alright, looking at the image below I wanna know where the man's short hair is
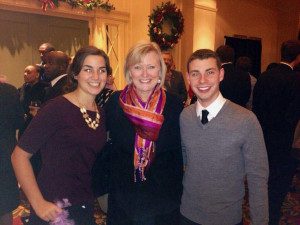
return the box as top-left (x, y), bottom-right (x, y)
top-left (187, 49), bottom-right (222, 72)
top-left (281, 40), bottom-right (300, 63)
top-left (161, 50), bottom-right (173, 58)
top-left (216, 45), bottom-right (235, 63)
top-left (44, 51), bottom-right (70, 71)
top-left (40, 43), bottom-right (55, 53)
top-left (28, 64), bottom-right (41, 74)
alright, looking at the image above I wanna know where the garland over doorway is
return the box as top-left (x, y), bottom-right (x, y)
top-left (148, 1), bottom-right (184, 50)
top-left (39, 0), bottom-right (115, 12)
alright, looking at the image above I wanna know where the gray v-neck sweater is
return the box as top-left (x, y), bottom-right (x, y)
top-left (180, 100), bottom-right (269, 225)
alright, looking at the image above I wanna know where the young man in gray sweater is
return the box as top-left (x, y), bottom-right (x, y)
top-left (180, 49), bottom-right (269, 225)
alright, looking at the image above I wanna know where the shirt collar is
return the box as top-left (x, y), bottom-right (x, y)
top-left (51, 74), bottom-right (67, 87)
top-left (196, 92), bottom-right (226, 121)
top-left (221, 62), bottom-right (233, 66)
top-left (279, 62), bottom-right (293, 70)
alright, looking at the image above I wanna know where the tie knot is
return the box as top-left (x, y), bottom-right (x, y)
top-left (201, 110), bottom-right (209, 124)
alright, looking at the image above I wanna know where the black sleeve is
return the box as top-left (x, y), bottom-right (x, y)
top-left (236, 71), bottom-right (251, 107)
top-left (12, 86), bottom-right (24, 130)
top-left (92, 91), bottom-right (120, 197)
top-left (92, 141), bottom-right (112, 197)
top-left (178, 72), bottom-right (188, 104)
top-left (252, 75), bottom-right (265, 125)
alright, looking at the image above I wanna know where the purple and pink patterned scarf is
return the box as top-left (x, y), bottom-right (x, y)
top-left (119, 84), bottom-right (166, 182)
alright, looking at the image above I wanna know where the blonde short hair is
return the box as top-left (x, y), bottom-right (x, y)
top-left (124, 41), bottom-right (166, 88)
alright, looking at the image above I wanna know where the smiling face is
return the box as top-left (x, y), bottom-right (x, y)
top-left (129, 51), bottom-right (161, 101)
top-left (187, 57), bottom-right (224, 107)
top-left (75, 55), bottom-right (107, 98)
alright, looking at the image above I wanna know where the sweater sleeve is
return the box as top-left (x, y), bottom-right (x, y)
top-left (242, 112), bottom-right (269, 225)
top-left (18, 98), bottom-right (60, 154)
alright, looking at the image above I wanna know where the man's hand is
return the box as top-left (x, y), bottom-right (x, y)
top-left (29, 106), bottom-right (40, 117)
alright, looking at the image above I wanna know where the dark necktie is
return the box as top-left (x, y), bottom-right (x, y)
top-left (201, 110), bottom-right (209, 124)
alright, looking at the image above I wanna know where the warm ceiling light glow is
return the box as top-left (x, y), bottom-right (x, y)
top-left (193, 0), bottom-right (217, 51)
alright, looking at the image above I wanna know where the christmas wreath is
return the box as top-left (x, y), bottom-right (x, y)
top-left (148, 1), bottom-right (184, 50)
top-left (39, 0), bottom-right (115, 12)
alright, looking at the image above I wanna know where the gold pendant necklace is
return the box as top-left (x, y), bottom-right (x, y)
top-left (76, 95), bottom-right (100, 130)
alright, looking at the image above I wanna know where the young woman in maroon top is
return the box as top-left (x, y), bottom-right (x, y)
top-left (11, 46), bottom-right (111, 225)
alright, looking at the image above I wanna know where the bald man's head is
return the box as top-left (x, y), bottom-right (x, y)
top-left (43, 51), bottom-right (69, 82)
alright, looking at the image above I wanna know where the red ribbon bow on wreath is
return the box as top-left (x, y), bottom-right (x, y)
top-left (40, 0), bottom-right (56, 11)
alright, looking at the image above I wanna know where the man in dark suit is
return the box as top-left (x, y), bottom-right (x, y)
top-left (162, 50), bottom-right (187, 104)
top-left (43, 51), bottom-right (69, 103)
top-left (37, 42), bottom-right (55, 82)
top-left (216, 45), bottom-right (251, 107)
top-left (253, 40), bottom-right (300, 225)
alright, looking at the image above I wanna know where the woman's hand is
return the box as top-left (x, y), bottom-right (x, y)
top-left (11, 147), bottom-right (62, 222)
top-left (33, 199), bottom-right (62, 222)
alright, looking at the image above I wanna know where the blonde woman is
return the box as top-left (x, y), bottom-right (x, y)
top-left (104, 41), bottom-right (183, 225)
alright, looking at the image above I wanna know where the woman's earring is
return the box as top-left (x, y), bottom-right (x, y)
top-left (157, 79), bottom-right (161, 84)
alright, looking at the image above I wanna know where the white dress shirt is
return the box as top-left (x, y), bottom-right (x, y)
top-left (50, 74), bottom-right (67, 87)
top-left (196, 92), bottom-right (226, 122)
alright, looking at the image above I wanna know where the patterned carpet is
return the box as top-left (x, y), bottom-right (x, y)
top-left (242, 166), bottom-right (300, 225)
top-left (12, 167), bottom-right (300, 225)
top-left (279, 166), bottom-right (300, 225)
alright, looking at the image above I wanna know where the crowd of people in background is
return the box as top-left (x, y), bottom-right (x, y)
top-left (0, 39), bottom-right (299, 225)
